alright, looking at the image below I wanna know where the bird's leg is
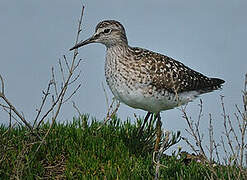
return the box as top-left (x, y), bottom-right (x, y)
top-left (154, 113), bottom-right (162, 152)
top-left (154, 113), bottom-right (163, 180)
top-left (138, 112), bottom-right (152, 136)
top-left (147, 113), bottom-right (154, 133)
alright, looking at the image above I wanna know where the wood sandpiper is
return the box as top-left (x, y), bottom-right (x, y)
top-left (70, 20), bottom-right (224, 133)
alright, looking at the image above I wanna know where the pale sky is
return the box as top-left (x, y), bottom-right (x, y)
top-left (0, 0), bottom-right (247, 157)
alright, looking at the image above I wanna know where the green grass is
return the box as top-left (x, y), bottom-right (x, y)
top-left (0, 115), bottom-right (246, 179)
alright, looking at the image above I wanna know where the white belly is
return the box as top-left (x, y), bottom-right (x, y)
top-left (108, 81), bottom-right (199, 113)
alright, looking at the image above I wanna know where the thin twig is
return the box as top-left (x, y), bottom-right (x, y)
top-left (63, 84), bottom-right (81, 104)
top-left (213, 140), bottom-right (221, 164)
top-left (0, 74), bottom-right (5, 95)
top-left (72, 101), bottom-right (82, 117)
top-left (72, 58), bottom-right (83, 72)
top-left (97, 98), bottom-right (120, 130)
top-left (36, 81), bottom-right (71, 128)
top-left (68, 70), bottom-right (81, 86)
top-left (1, 105), bottom-right (22, 126)
top-left (221, 96), bottom-right (235, 158)
top-left (63, 55), bottom-right (70, 72)
top-left (58, 58), bottom-right (66, 84)
top-left (51, 67), bottom-right (58, 98)
top-left (208, 113), bottom-right (214, 163)
top-left (221, 136), bottom-right (230, 165)
top-left (0, 93), bottom-right (34, 133)
top-left (182, 136), bottom-right (198, 155)
top-left (33, 80), bottom-right (52, 127)
top-left (35, 5), bottom-right (85, 153)
top-left (0, 103), bottom-right (11, 109)
top-left (181, 105), bottom-right (206, 158)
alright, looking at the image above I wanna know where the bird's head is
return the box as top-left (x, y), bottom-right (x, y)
top-left (70, 20), bottom-right (128, 50)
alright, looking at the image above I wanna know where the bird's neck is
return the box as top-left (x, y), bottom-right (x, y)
top-left (106, 43), bottom-right (129, 57)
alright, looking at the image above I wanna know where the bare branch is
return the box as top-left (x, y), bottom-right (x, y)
top-left (58, 58), bottom-right (66, 84)
top-left (1, 105), bottom-right (22, 126)
top-left (213, 140), bottom-right (221, 164)
top-left (221, 96), bottom-right (235, 157)
top-left (0, 103), bottom-right (10, 109)
top-left (35, 5), bottom-right (85, 153)
top-left (68, 70), bottom-right (81, 86)
top-left (63, 84), bottom-right (81, 104)
top-left (182, 136), bottom-right (198, 154)
top-left (221, 136), bottom-right (230, 165)
top-left (63, 55), bottom-right (70, 72)
top-left (72, 101), bottom-right (82, 117)
top-left (51, 67), bottom-right (58, 98)
top-left (33, 80), bottom-right (53, 127)
top-left (97, 98), bottom-right (120, 130)
top-left (36, 82), bottom-right (66, 128)
top-left (0, 74), bottom-right (4, 95)
top-left (180, 104), bottom-right (206, 158)
top-left (72, 58), bottom-right (83, 72)
top-left (71, 5), bottom-right (85, 52)
top-left (208, 113), bottom-right (214, 163)
top-left (0, 92), bottom-right (34, 133)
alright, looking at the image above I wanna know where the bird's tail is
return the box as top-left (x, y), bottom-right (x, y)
top-left (199, 77), bottom-right (225, 93)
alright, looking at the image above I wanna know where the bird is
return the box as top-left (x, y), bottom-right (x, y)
top-left (70, 20), bottom-right (224, 133)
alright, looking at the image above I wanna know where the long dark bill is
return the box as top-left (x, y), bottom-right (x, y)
top-left (69, 35), bottom-right (96, 51)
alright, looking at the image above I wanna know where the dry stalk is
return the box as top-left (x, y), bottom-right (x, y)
top-left (0, 5), bottom-right (85, 179)
top-left (206, 113), bottom-right (214, 163)
top-left (182, 73), bottom-right (247, 170)
top-left (34, 5), bottom-right (85, 154)
top-left (72, 101), bottom-right (82, 117)
top-left (220, 89), bottom-right (247, 167)
top-left (33, 80), bottom-right (53, 127)
top-left (213, 139), bottom-right (221, 164)
top-left (97, 98), bottom-right (120, 130)
top-left (51, 67), bottom-right (59, 98)
top-left (221, 96), bottom-right (236, 160)
top-left (0, 74), bottom-right (5, 95)
top-left (0, 76), bottom-right (35, 135)
top-left (58, 58), bottom-right (66, 84)
top-left (181, 101), bottom-right (206, 159)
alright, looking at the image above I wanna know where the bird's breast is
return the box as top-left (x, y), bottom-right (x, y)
top-left (104, 50), bottom-right (184, 112)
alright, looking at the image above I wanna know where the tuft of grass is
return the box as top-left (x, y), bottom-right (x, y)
top-left (0, 115), bottom-right (246, 179)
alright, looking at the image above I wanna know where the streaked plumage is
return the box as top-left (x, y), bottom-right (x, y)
top-left (70, 20), bottom-right (224, 113)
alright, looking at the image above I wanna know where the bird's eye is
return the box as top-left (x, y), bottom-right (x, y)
top-left (103, 28), bottom-right (111, 34)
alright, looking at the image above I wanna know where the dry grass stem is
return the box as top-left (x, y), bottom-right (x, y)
top-left (33, 80), bottom-right (53, 127)
top-left (97, 98), bottom-right (120, 130)
top-left (72, 101), bottom-right (82, 117)
top-left (181, 101), bottom-right (206, 159)
top-left (51, 67), bottom-right (59, 98)
top-left (35, 5), bottom-right (85, 153)
top-left (0, 86), bottom-right (35, 135)
top-left (63, 84), bottom-right (81, 104)
top-left (0, 74), bottom-right (5, 95)
top-left (182, 73), bottom-right (247, 173)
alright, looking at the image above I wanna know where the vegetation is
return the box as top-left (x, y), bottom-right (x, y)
top-left (0, 115), bottom-right (246, 179)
